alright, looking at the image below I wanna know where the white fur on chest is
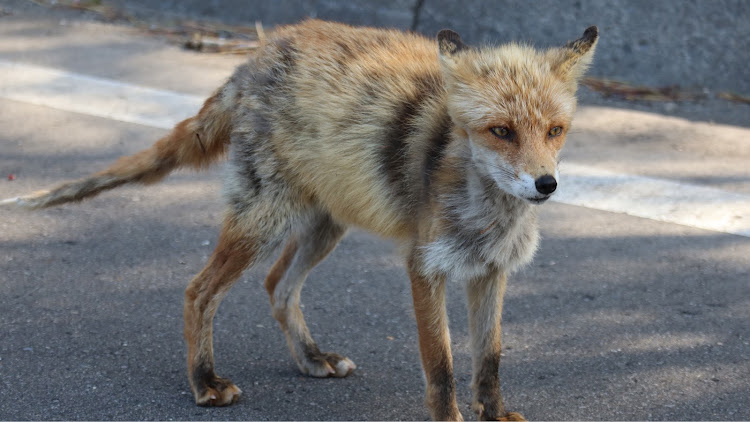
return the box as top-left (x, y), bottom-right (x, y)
top-left (421, 208), bottom-right (539, 283)
top-left (420, 166), bottom-right (540, 283)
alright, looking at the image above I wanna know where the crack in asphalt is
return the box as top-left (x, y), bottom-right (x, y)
top-left (411, 0), bottom-right (425, 31)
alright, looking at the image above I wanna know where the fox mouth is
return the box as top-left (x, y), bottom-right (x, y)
top-left (525, 195), bottom-right (551, 204)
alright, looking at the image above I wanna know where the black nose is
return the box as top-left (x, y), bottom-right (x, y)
top-left (535, 175), bottom-right (557, 195)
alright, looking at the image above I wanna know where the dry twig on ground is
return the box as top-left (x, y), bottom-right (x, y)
top-left (581, 77), bottom-right (706, 102)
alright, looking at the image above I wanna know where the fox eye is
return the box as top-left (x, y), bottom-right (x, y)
top-left (549, 126), bottom-right (563, 137)
top-left (490, 126), bottom-right (513, 140)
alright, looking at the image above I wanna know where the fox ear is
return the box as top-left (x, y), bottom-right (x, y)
top-left (549, 26), bottom-right (599, 83)
top-left (437, 29), bottom-right (469, 61)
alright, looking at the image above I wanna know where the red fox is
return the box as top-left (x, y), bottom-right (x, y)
top-left (2, 20), bottom-right (598, 421)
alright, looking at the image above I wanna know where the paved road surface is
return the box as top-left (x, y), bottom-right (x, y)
top-left (0, 5), bottom-right (748, 421)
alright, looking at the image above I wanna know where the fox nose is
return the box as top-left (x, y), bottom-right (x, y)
top-left (535, 175), bottom-right (557, 195)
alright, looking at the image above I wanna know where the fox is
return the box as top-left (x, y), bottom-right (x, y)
top-left (2, 19), bottom-right (598, 421)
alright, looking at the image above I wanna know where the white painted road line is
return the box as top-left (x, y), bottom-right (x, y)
top-left (0, 60), bottom-right (203, 130)
top-left (1, 61), bottom-right (748, 237)
top-left (556, 164), bottom-right (750, 237)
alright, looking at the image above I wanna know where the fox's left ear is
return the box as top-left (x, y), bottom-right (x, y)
top-left (548, 26), bottom-right (599, 84)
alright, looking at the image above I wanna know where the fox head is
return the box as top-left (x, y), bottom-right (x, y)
top-left (437, 27), bottom-right (598, 204)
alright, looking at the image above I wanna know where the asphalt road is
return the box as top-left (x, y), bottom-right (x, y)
top-left (0, 3), bottom-right (749, 421)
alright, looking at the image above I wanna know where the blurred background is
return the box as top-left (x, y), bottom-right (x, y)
top-left (3, 0), bottom-right (749, 124)
top-left (110, 0), bottom-right (750, 92)
top-left (102, 0), bottom-right (750, 125)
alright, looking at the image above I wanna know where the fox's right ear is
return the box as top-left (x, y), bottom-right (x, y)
top-left (438, 29), bottom-right (468, 56)
top-left (437, 29), bottom-right (469, 66)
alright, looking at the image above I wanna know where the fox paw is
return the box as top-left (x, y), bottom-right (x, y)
top-left (476, 406), bottom-right (526, 421)
top-left (194, 376), bottom-right (242, 407)
top-left (496, 412), bottom-right (526, 421)
top-left (300, 351), bottom-right (356, 378)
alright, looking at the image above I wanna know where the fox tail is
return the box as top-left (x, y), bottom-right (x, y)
top-left (2, 86), bottom-right (235, 210)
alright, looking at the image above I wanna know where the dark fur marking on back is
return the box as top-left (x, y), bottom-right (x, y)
top-left (382, 95), bottom-right (424, 198)
top-left (249, 109), bottom-right (272, 136)
top-left (240, 158), bottom-right (263, 195)
top-left (254, 38), bottom-right (298, 92)
top-left (231, 131), bottom-right (264, 198)
top-left (381, 71), bottom-right (444, 202)
top-left (422, 113), bottom-right (452, 192)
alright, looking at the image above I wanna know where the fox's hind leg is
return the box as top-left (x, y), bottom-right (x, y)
top-left (264, 212), bottom-right (356, 378)
top-left (183, 211), bottom-right (286, 406)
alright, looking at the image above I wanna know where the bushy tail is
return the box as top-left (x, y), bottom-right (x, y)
top-left (2, 86), bottom-right (234, 210)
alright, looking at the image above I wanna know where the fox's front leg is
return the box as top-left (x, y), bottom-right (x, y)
top-left (408, 259), bottom-right (463, 421)
top-left (466, 271), bottom-right (525, 421)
